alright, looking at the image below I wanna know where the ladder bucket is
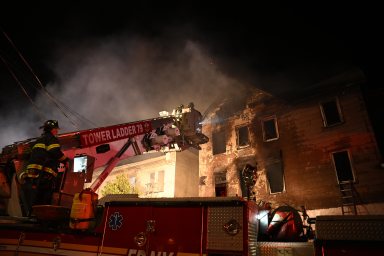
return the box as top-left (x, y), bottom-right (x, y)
top-left (69, 189), bottom-right (98, 230)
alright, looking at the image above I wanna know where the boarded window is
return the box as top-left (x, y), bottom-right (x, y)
top-left (266, 159), bottom-right (285, 193)
top-left (237, 125), bottom-right (249, 148)
top-left (320, 98), bottom-right (343, 127)
top-left (332, 150), bottom-right (354, 183)
top-left (212, 130), bottom-right (226, 155)
top-left (262, 116), bottom-right (279, 141)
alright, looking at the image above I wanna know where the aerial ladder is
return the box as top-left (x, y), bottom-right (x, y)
top-left (0, 104), bottom-right (208, 217)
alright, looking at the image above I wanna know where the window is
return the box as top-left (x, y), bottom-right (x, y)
top-left (129, 176), bottom-right (136, 191)
top-left (320, 98), bottom-right (343, 127)
top-left (150, 172), bottom-right (155, 185)
top-left (214, 171), bottom-right (227, 197)
top-left (157, 170), bottom-right (164, 192)
top-left (262, 116), bottom-right (279, 141)
top-left (266, 156), bottom-right (285, 194)
top-left (332, 150), bottom-right (354, 183)
top-left (236, 125), bottom-right (249, 149)
top-left (212, 130), bottom-right (226, 155)
top-left (148, 171), bottom-right (165, 192)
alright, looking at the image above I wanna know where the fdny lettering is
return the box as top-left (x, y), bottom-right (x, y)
top-left (128, 249), bottom-right (175, 256)
top-left (80, 121), bottom-right (152, 147)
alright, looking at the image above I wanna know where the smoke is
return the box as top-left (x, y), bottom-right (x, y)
top-left (0, 34), bottom-right (248, 148)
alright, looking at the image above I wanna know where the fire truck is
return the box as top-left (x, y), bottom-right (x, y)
top-left (0, 105), bottom-right (383, 256)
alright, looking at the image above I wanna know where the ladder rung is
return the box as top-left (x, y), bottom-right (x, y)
top-left (339, 181), bottom-right (357, 215)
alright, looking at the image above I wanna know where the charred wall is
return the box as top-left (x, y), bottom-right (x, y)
top-left (199, 83), bottom-right (384, 211)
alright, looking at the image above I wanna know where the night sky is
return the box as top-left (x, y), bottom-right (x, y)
top-left (0, 1), bottom-right (382, 148)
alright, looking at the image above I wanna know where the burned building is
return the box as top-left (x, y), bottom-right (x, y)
top-left (199, 69), bottom-right (384, 215)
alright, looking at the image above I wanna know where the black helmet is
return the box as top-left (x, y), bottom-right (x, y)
top-left (40, 120), bottom-right (59, 131)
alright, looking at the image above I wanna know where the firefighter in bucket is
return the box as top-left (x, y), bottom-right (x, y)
top-left (19, 120), bottom-right (69, 216)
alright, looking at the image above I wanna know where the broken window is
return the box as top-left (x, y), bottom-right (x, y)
top-left (214, 171), bottom-right (227, 197)
top-left (236, 125), bottom-right (250, 149)
top-left (320, 98), bottom-right (344, 127)
top-left (332, 150), bottom-right (354, 183)
top-left (266, 159), bottom-right (285, 194)
top-left (212, 130), bottom-right (226, 155)
top-left (262, 116), bottom-right (279, 142)
top-left (265, 151), bottom-right (285, 194)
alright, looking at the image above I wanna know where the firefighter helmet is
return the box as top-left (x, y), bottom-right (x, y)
top-left (17, 171), bottom-right (28, 184)
top-left (40, 120), bottom-right (60, 130)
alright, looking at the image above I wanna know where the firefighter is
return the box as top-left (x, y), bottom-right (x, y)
top-left (20, 120), bottom-right (68, 216)
top-left (187, 102), bottom-right (203, 133)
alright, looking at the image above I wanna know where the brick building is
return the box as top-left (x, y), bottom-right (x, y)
top-left (199, 69), bottom-right (384, 215)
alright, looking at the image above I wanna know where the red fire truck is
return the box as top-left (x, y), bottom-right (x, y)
top-left (1, 196), bottom-right (258, 256)
top-left (0, 104), bottom-right (260, 256)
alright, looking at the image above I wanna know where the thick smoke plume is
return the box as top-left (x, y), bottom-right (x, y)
top-left (0, 34), bottom-right (248, 148)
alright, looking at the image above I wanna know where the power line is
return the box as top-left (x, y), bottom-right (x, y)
top-left (0, 54), bottom-right (45, 120)
top-left (1, 28), bottom-right (98, 129)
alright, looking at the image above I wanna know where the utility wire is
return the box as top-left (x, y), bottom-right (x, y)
top-left (1, 28), bottom-right (97, 129)
top-left (0, 54), bottom-right (45, 120)
top-left (1, 29), bottom-right (79, 128)
top-left (53, 97), bottom-right (99, 127)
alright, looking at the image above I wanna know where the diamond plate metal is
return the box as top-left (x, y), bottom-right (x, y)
top-left (98, 194), bottom-right (139, 205)
top-left (257, 242), bottom-right (315, 256)
top-left (207, 206), bottom-right (243, 251)
top-left (315, 215), bottom-right (384, 241)
top-left (248, 222), bottom-right (258, 256)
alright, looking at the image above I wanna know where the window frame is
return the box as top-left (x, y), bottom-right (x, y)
top-left (212, 129), bottom-right (226, 155)
top-left (236, 125), bottom-right (250, 149)
top-left (129, 176), bottom-right (136, 192)
top-left (157, 170), bottom-right (165, 192)
top-left (261, 116), bottom-right (279, 142)
top-left (266, 158), bottom-right (285, 194)
top-left (319, 97), bottom-right (344, 127)
top-left (214, 171), bottom-right (227, 197)
top-left (331, 149), bottom-right (355, 184)
top-left (147, 170), bottom-right (165, 193)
